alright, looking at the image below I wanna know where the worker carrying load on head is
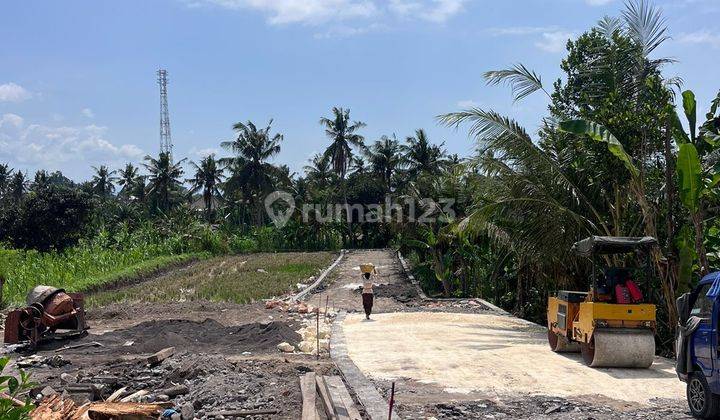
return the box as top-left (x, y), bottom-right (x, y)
top-left (360, 263), bottom-right (377, 320)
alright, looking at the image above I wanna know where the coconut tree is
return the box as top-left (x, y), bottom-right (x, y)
top-left (188, 155), bottom-right (224, 220)
top-left (91, 165), bottom-right (117, 197)
top-left (143, 152), bottom-right (186, 212)
top-left (304, 153), bottom-right (334, 191)
top-left (221, 120), bottom-right (283, 226)
top-left (8, 171), bottom-right (27, 203)
top-left (118, 163), bottom-right (140, 197)
top-left (0, 164), bottom-right (13, 203)
top-left (320, 107), bottom-right (366, 244)
top-left (364, 134), bottom-right (401, 193)
top-left (401, 129), bottom-right (447, 178)
top-left (320, 107), bottom-right (366, 180)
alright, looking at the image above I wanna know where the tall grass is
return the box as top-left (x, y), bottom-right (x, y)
top-left (0, 221), bottom-right (341, 307)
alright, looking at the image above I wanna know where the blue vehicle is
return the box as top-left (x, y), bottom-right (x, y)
top-left (677, 272), bottom-right (720, 418)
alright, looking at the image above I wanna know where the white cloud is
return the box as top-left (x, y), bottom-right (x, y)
top-left (186, 0), bottom-right (466, 30)
top-left (0, 83), bottom-right (32, 102)
top-left (314, 23), bottom-right (386, 39)
top-left (0, 113), bottom-right (24, 129)
top-left (677, 30), bottom-right (720, 48)
top-left (585, 0), bottom-right (614, 5)
top-left (488, 25), bottom-right (574, 54)
top-left (487, 26), bottom-right (559, 36)
top-left (188, 0), bottom-right (377, 24)
top-left (189, 147), bottom-right (221, 158)
top-left (389, 0), bottom-right (467, 23)
top-left (457, 99), bottom-right (481, 108)
top-left (535, 31), bottom-right (575, 53)
top-left (0, 115), bottom-right (144, 179)
top-left (81, 108), bottom-right (95, 118)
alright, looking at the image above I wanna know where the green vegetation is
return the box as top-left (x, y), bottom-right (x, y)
top-left (87, 252), bottom-right (336, 306)
top-left (0, 357), bottom-right (35, 419)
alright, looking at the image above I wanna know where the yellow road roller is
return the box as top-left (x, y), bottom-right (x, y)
top-left (547, 236), bottom-right (658, 368)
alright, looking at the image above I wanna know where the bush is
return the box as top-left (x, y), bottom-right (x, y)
top-left (9, 185), bottom-right (91, 251)
top-left (229, 235), bottom-right (258, 254)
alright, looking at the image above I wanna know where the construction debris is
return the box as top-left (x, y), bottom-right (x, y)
top-left (17, 354), bottom-right (69, 368)
top-left (30, 394), bottom-right (75, 420)
top-left (146, 346), bottom-right (175, 366)
top-left (277, 342), bottom-right (295, 353)
top-left (54, 341), bottom-right (103, 353)
top-left (265, 299), bottom-right (319, 314)
top-left (30, 394), bottom-right (171, 420)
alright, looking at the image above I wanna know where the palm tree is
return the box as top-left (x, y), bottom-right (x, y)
top-left (320, 107), bottom-right (365, 244)
top-left (320, 107), bottom-right (366, 180)
top-left (0, 164), bottom-right (13, 198)
top-left (143, 152), bottom-right (186, 212)
top-left (118, 163), bottom-right (139, 196)
top-left (91, 165), bottom-right (118, 197)
top-left (401, 129), bottom-right (447, 177)
top-left (221, 120), bottom-right (283, 225)
top-left (304, 153), bottom-right (335, 191)
top-left (188, 155), bottom-right (224, 219)
top-left (363, 134), bottom-right (401, 192)
top-left (8, 171), bottom-right (27, 203)
top-left (33, 170), bottom-right (49, 190)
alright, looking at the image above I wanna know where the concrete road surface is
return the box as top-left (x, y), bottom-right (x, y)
top-left (342, 311), bottom-right (685, 406)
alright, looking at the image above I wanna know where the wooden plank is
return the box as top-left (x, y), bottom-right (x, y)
top-left (315, 376), bottom-right (337, 420)
top-left (300, 372), bottom-right (319, 420)
top-left (323, 376), bottom-right (362, 420)
top-left (146, 346), bottom-right (175, 366)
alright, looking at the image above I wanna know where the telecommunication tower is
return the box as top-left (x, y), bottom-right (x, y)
top-left (157, 69), bottom-right (173, 160)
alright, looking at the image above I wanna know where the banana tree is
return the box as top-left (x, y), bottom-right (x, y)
top-left (405, 225), bottom-right (454, 296)
top-left (672, 90), bottom-right (720, 277)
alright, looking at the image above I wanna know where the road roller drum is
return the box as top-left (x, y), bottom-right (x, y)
top-left (581, 329), bottom-right (655, 368)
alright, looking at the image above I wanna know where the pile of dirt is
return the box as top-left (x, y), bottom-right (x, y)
top-left (371, 283), bottom-right (418, 302)
top-left (92, 319), bottom-right (301, 355)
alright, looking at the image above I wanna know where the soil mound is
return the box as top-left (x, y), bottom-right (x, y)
top-left (95, 319), bottom-right (300, 354)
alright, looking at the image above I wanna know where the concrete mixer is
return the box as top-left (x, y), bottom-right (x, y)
top-left (547, 236), bottom-right (658, 368)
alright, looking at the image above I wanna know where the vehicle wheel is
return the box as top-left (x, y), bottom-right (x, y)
top-left (687, 372), bottom-right (720, 418)
top-left (580, 341), bottom-right (595, 366)
top-left (547, 329), bottom-right (559, 351)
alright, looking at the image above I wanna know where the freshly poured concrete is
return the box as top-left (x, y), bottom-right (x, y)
top-left (342, 312), bottom-right (684, 405)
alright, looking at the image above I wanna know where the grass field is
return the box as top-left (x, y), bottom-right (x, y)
top-left (87, 252), bottom-right (337, 306)
top-left (0, 243), bottom-right (204, 307)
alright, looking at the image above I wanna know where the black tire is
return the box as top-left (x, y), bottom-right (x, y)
top-left (687, 372), bottom-right (720, 418)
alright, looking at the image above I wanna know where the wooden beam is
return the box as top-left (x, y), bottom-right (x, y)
top-left (315, 376), bottom-right (337, 420)
top-left (146, 346), bottom-right (175, 366)
top-left (300, 372), bottom-right (319, 420)
top-left (323, 376), bottom-right (362, 420)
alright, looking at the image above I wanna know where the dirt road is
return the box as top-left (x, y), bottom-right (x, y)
top-left (309, 249), bottom-right (418, 314)
top-left (318, 249), bottom-right (691, 419)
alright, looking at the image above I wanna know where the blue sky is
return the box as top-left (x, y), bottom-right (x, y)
top-left (1, 0), bottom-right (718, 180)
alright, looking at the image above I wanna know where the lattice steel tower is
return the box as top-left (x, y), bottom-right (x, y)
top-left (157, 69), bottom-right (173, 160)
